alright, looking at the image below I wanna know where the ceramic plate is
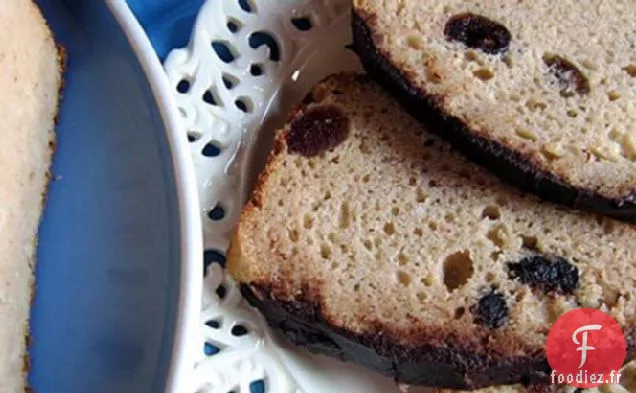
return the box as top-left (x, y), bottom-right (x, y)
top-left (29, 2), bottom-right (200, 393)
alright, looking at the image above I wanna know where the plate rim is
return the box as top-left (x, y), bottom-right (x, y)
top-left (107, 2), bottom-right (203, 392)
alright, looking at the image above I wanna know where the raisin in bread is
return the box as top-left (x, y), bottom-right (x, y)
top-left (351, 0), bottom-right (636, 221)
top-left (0, 1), bottom-right (63, 391)
top-left (436, 360), bottom-right (636, 393)
top-left (228, 74), bottom-right (636, 389)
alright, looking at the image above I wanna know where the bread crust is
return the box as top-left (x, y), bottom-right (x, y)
top-left (239, 281), bottom-right (635, 389)
top-left (350, 8), bottom-right (636, 223)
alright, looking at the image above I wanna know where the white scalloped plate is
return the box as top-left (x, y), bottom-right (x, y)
top-left (161, 1), bottom-right (431, 392)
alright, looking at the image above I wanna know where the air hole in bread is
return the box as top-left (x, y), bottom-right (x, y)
top-left (622, 133), bottom-right (636, 160)
top-left (444, 213), bottom-right (455, 223)
top-left (490, 251), bottom-right (502, 261)
top-left (502, 55), bottom-right (513, 68)
top-left (515, 127), bottom-right (538, 141)
top-left (416, 188), bottom-right (429, 203)
top-left (406, 34), bottom-right (424, 50)
top-left (339, 202), bottom-right (351, 229)
top-left (464, 50), bottom-right (481, 63)
top-left (383, 222), bottom-right (396, 235)
top-left (363, 239), bottom-right (373, 251)
top-left (608, 91), bottom-right (622, 101)
top-left (428, 222), bottom-right (438, 232)
top-left (303, 215), bottom-right (313, 229)
top-left (426, 68), bottom-right (443, 84)
top-left (482, 205), bottom-right (501, 220)
top-left (320, 244), bottom-right (332, 259)
top-left (397, 271), bottom-right (412, 287)
top-left (421, 275), bottom-right (434, 287)
top-left (566, 109), bottom-right (578, 118)
top-left (398, 252), bottom-right (409, 266)
top-left (414, 227), bottom-right (423, 236)
top-left (323, 191), bottom-right (332, 201)
top-left (525, 99), bottom-right (547, 112)
top-left (392, 206), bottom-right (400, 216)
top-left (362, 174), bottom-right (371, 184)
top-left (473, 68), bottom-right (495, 81)
top-left (521, 235), bottom-right (538, 250)
top-left (443, 251), bottom-right (474, 291)
top-left (487, 226), bottom-right (508, 248)
top-left (288, 229), bottom-right (299, 242)
top-left (624, 65), bottom-right (636, 78)
top-left (454, 307), bottom-right (466, 319)
top-left (541, 144), bottom-right (564, 161)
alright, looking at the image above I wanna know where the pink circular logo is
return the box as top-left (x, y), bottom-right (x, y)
top-left (546, 308), bottom-right (626, 388)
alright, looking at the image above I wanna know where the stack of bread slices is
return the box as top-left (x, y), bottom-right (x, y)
top-left (229, 1), bottom-right (636, 392)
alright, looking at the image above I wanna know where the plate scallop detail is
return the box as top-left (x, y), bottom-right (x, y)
top-left (163, 0), bottom-right (359, 392)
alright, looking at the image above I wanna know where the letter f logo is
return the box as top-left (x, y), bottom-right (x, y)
top-left (572, 324), bottom-right (602, 368)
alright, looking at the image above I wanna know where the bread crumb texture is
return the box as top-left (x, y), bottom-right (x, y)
top-left (353, 0), bottom-right (636, 201)
top-left (230, 74), bottom-right (636, 359)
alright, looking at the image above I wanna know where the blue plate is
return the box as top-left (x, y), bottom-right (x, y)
top-left (29, 2), bottom-right (200, 392)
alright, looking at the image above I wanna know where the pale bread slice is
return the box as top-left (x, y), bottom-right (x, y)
top-left (229, 74), bottom-right (635, 389)
top-left (0, 0), bottom-right (62, 391)
top-left (352, 0), bottom-right (636, 221)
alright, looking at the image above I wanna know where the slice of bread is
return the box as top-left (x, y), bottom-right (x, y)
top-left (351, 0), bottom-right (636, 221)
top-left (0, 1), bottom-right (63, 391)
top-left (228, 74), bottom-right (636, 389)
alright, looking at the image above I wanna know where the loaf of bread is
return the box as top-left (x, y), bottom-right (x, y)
top-left (0, 1), bottom-right (63, 391)
top-left (351, 0), bottom-right (636, 221)
top-left (228, 74), bottom-right (635, 389)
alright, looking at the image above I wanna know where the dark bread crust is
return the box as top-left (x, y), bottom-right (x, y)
top-left (241, 280), bottom-right (636, 389)
top-left (350, 8), bottom-right (636, 223)
top-left (241, 283), bottom-right (555, 389)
